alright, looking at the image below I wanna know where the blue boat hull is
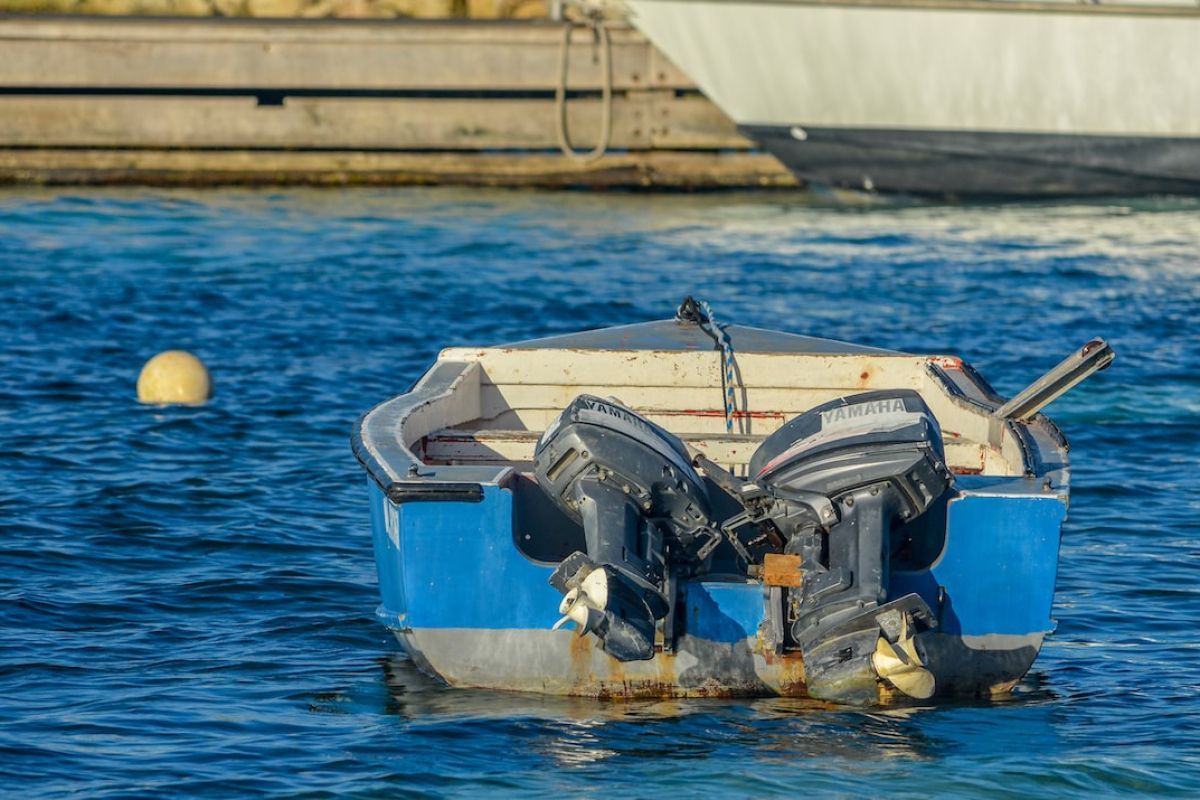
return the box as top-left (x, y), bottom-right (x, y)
top-left (367, 476), bottom-right (1066, 700)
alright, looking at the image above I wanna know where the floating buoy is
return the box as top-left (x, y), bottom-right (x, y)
top-left (136, 350), bottom-right (212, 406)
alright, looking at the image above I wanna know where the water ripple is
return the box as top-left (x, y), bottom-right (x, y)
top-left (1, 188), bottom-right (1198, 798)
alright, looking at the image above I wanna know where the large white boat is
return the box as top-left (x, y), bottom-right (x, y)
top-left (624, 0), bottom-right (1200, 196)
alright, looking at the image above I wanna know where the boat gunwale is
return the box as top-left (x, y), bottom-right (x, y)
top-left (925, 358), bottom-right (1071, 491)
top-left (354, 342), bottom-right (1070, 503)
top-left (352, 358), bottom-right (509, 505)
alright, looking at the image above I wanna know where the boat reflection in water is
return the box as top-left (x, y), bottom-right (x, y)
top-left (374, 653), bottom-right (1061, 769)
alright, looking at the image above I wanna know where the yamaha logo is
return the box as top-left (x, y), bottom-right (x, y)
top-left (819, 398), bottom-right (906, 427)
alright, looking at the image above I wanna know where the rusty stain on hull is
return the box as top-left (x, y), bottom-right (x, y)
top-left (555, 630), bottom-right (820, 699)
top-left (398, 626), bottom-right (1042, 705)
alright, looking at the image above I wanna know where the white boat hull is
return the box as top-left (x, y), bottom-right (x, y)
top-left (626, 0), bottom-right (1200, 195)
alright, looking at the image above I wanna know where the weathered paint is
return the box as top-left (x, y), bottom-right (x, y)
top-left (391, 627), bottom-right (1044, 701)
top-left (928, 355), bottom-right (964, 370)
top-left (675, 409), bottom-right (788, 420)
top-left (687, 582), bottom-right (763, 644)
top-left (399, 628), bottom-right (804, 699)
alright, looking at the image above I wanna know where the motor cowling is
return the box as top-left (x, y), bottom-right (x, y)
top-left (750, 390), bottom-right (954, 702)
top-left (533, 394), bottom-right (716, 661)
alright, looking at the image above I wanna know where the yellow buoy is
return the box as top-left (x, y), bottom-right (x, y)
top-left (137, 350), bottom-right (212, 406)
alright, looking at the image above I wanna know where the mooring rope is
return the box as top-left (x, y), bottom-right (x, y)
top-left (554, 11), bottom-right (613, 163)
top-left (698, 300), bottom-right (738, 434)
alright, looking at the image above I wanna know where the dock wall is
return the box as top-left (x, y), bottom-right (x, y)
top-left (0, 16), bottom-right (798, 188)
top-left (0, 1), bottom-right (550, 19)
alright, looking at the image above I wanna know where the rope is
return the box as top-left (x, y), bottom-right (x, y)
top-left (698, 300), bottom-right (738, 434)
top-left (555, 15), bottom-right (613, 163)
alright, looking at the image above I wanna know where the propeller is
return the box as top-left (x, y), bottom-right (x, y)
top-left (552, 568), bottom-right (609, 635)
top-left (871, 614), bottom-right (935, 700)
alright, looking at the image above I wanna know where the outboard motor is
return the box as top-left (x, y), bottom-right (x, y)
top-left (534, 395), bottom-right (717, 662)
top-left (748, 390), bottom-right (954, 702)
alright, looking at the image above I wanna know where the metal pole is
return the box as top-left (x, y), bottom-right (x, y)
top-left (996, 338), bottom-right (1115, 421)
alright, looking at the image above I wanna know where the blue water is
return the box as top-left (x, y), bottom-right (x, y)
top-left (2, 189), bottom-right (1198, 797)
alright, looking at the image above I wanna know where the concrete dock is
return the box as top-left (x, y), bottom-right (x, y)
top-left (0, 16), bottom-right (799, 188)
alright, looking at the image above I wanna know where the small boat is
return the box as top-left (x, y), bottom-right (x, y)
top-left (353, 299), bottom-right (1112, 704)
top-left (623, 0), bottom-right (1200, 197)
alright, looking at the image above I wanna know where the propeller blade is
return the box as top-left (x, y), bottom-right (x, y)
top-left (872, 630), bottom-right (935, 700)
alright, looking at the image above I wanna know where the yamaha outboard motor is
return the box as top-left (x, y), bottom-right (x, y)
top-left (534, 395), bottom-right (716, 661)
top-left (748, 390), bottom-right (954, 702)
